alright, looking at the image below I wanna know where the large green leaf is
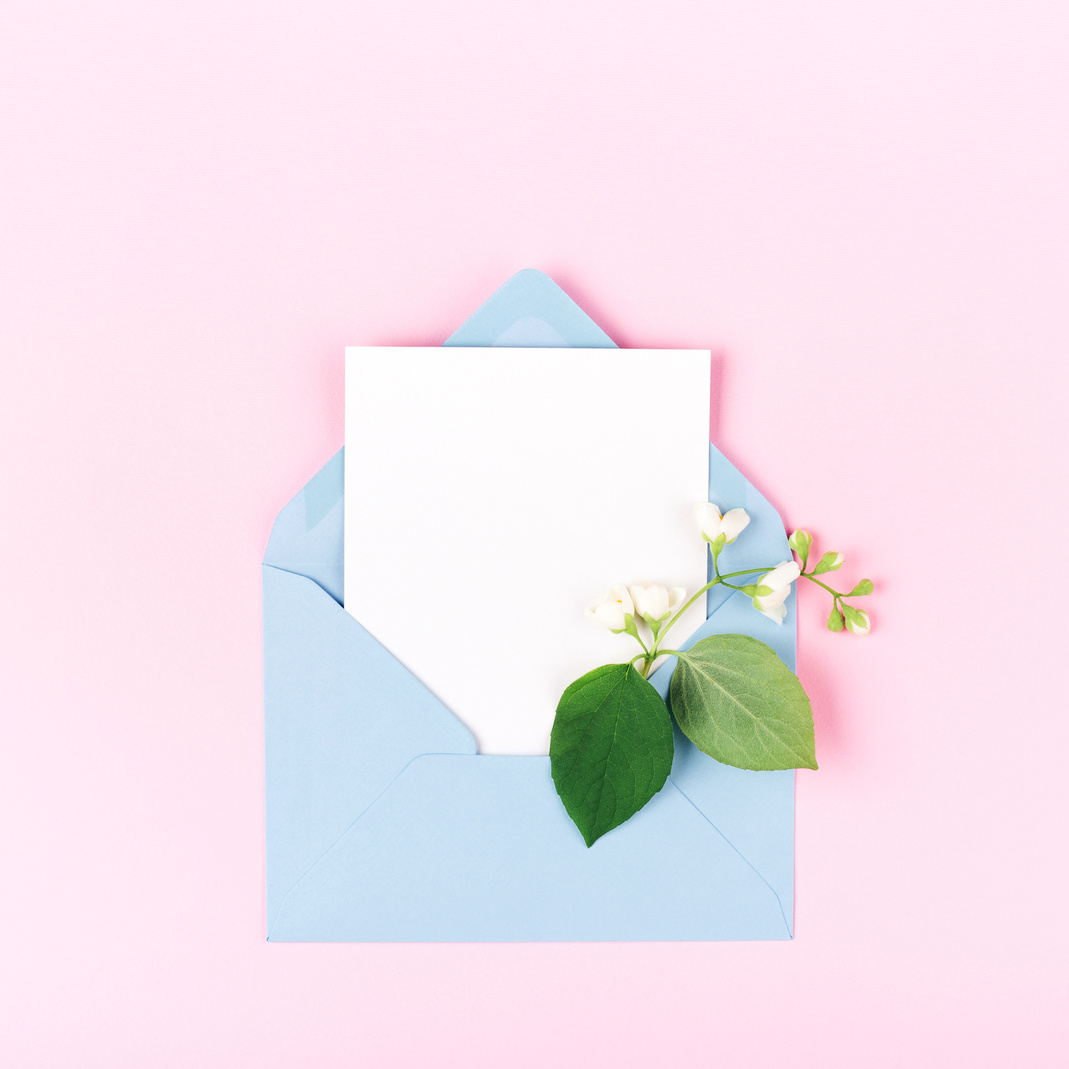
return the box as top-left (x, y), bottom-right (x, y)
top-left (550, 663), bottom-right (675, 847)
top-left (669, 635), bottom-right (818, 771)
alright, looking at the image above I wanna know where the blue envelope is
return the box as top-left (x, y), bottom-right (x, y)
top-left (263, 270), bottom-right (797, 941)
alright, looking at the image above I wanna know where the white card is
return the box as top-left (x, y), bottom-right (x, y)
top-left (344, 347), bottom-right (710, 755)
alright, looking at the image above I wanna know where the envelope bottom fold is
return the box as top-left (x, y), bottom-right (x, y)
top-left (267, 755), bottom-right (791, 942)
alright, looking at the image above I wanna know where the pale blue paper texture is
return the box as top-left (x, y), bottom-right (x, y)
top-left (263, 269), bottom-right (796, 941)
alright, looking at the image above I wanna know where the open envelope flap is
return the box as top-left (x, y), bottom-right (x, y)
top-left (264, 269), bottom-right (797, 941)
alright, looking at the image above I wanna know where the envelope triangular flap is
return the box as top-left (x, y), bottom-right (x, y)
top-left (444, 268), bottom-right (616, 349)
top-left (269, 755), bottom-right (788, 942)
top-left (264, 269), bottom-right (797, 941)
top-left (263, 567), bottom-right (476, 928)
top-left (263, 448), bottom-right (345, 604)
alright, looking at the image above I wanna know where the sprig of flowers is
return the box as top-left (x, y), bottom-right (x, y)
top-left (590, 506), bottom-right (874, 678)
top-left (789, 529), bottom-right (873, 634)
top-left (551, 503), bottom-right (876, 846)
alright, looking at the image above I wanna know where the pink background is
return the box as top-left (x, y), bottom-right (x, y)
top-left (2, 2), bottom-right (1067, 1065)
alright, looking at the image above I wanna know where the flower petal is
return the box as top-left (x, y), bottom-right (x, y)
top-left (756, 585), bottom-right (791, 611)
top-left (761, 560), bottom-right (800, 590)
top-left (720, 508), bottom-right (750, 543)
top-left (755, 600), bottom-right (788, 624)
top-left (695, 501), bottom-right (723, 541)
top-left (643, 584), bottom-right (669, 619)
top-left (593, 602), bottom-right (626, 631)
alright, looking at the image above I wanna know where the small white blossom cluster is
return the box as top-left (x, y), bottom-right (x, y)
top-left (591, 583), bottom-right (686, 634)
top-left (789, 528), bottom-right (873, 634)
top-left (591, 505), bottom-right (873, 639)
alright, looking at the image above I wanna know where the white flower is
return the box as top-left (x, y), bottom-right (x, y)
top-left (590, 584), bottom-right (635, 632)
top-left (696, 502), bottom-right (750, 547)
top-left (629, 583), bottom-right (686, 624)
top-left (844, 607), bottom-right (871, 636)
top-left (751, 560), bottom-right (800, 624)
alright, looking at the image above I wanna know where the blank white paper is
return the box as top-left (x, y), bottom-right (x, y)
top-left (344, 347), bottom-right (710, 755)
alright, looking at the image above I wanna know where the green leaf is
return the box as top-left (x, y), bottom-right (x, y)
top-left (827, 604), bottom-right (845, 632)
top-left (550, 664), bottom-right (675, 847)
top-left (669, 634), bottom-right (817, 771)
top-left (848, 578), bottom-right (874, 597)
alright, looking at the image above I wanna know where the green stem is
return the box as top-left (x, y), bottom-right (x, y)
top-left (801, 573), bottom-right (841, 597)
top-left (633, 560), bottom-right (854, 671)
top-left (657, 563), bottom-right (781, 643)
top-left (659, 578), bottom-right (722, 638)
top-left (717, 567), bottom-right (781, 579)
top-left (633, 649), bottom-right (683, 679)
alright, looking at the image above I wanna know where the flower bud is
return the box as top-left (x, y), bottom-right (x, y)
top-left (812, 551), bottom-right (844, 575)
top-left (590, 584), bottom-right (635, 633)
top-left (629, 584), bottom-right (686, 639)
top-left (788, 529), bottom-right (812, 566)
top-left (843, 605), bottom-right (871, 636)
top-left (750, 560), bottom-right (800, 625)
